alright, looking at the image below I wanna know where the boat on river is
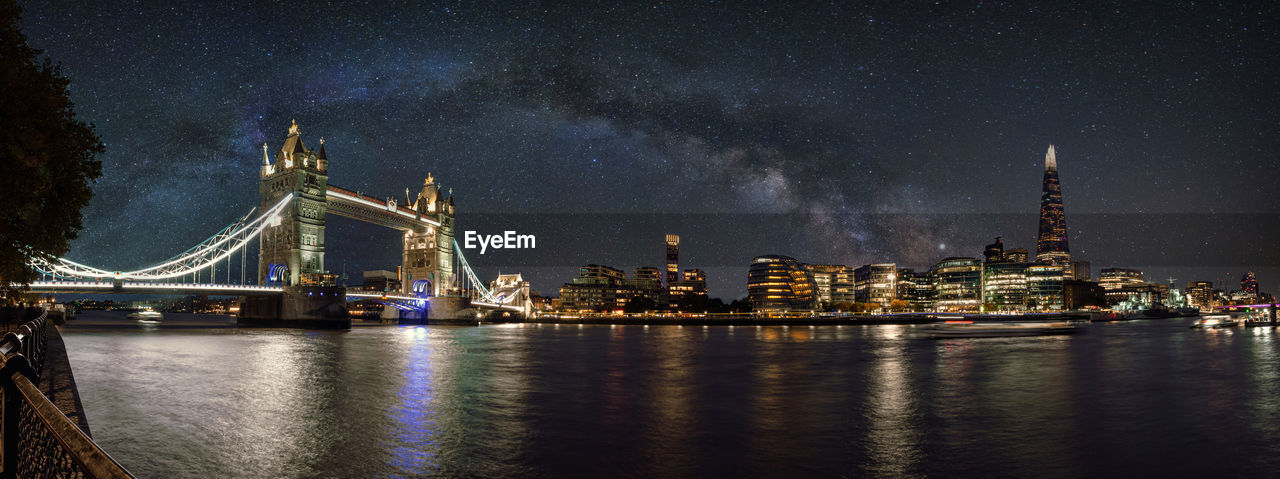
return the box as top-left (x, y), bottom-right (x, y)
top-left (128, 309), bottom-right (163, 322)
top-left (1190, 314), bottom-right (1237, 329)
top-left (925, 321), bottom-right (1078, 338)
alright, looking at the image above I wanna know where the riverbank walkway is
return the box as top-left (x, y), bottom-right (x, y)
top-left (0, 308), bottom-right (130, 478)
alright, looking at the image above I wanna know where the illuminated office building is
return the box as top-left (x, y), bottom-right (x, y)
top-left (1026, 263), bottom-right (1065, 310)
top-left (896, 268), bottom-right (917, 307)
top-left (1186, 281), bottom-right (1214, 310)
top-left (1099, 268), bottom-right (1144, 290)
top-left (981, 237), bottom-right (1029, 311)
top-left (359, 270), bottom-right (400, 292)
top-left (630, 267), bottom-right (662, 293)
top-left (1111, 282), bottom-right (1169, 306)
top-left (1241, 271), bottom-right (1259, 296)
top-left (558, 264), bottom-right (635, 313)
top-left (853, 263), bottom-right (898, 307)
top-left (806, 264), bottom-right (846, 304)
top-left (983, 261), bottom-right (1028, 311)
top-left (897, 269), bottom-right (935, 312)
top-left (748, 255), bottom-right (817, 312)
top-left (931, 257), bottom-right (981, 312)
top-left (669, 269), bottom-right (707, 297)
top-left (1098, 268), bottom-right (1171, 305)
top-left (832, 266), bottom-right (856, 303)
top-left (1003, 248), bottom-right (1029, 263)
top-left (665, 234), bottom-right (680, 287)
top-left (666, 269), bottom-right (708, 309)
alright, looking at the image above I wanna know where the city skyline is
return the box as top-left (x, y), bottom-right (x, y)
top-left (18, 1), bottom-right (1280, 299)
top-left (10, 3), bottom-right (1280, 478)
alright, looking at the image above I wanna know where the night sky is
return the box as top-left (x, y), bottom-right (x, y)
top-left (21, 1), bottom-right (1280, 299)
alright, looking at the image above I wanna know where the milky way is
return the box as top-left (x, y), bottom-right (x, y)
top-left (21, 2), bottom-right (1280, 298)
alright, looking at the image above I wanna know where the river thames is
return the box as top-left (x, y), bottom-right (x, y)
top-left (61, 312), bottom-right (1280, 478)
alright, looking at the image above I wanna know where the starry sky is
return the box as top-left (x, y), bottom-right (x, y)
top-left (21, 1), bottom-right (1280, 299)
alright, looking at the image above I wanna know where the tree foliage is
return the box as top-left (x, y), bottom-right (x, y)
top-left (0, 0), bottom-right (102, 304)
top-left (623, 295), bottom-right (656, 314)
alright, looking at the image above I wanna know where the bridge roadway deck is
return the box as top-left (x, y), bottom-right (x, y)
top-left (324, 184), bottom-right (438, 232)
top-left (33, 284), bottom-right (523, 320)
top-left (29, 281), bottom-right (282, 296)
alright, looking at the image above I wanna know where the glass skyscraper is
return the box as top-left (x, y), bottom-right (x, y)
top-left (1035, 145), bottom-right (1071, 267)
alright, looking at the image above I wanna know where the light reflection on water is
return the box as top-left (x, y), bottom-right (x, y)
top-left (864, 339), bottom-right (919, 478)
top-left (388, 327), bottom-right (437, 474)
top-left (60, 314), bottom-right (1280, 477)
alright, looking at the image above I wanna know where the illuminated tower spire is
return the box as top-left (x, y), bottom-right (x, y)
top-left (1035, 144), bottom-right (1070, 266)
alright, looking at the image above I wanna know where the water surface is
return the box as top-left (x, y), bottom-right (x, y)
top-left (62, 313), bottom-right (1280, 477)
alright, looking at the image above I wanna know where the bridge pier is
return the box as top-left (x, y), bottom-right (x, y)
top-left (380, 304), bottom-right (402, 322)
top-left (428, 296), bottom-right (472, 322)
top-left (238, 285), bottom-right (350, 329)
top-left (379, 296), bottom-right (477, 325)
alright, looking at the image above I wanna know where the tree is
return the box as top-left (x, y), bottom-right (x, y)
top-left (623, 295), bottom-right (656, 314)
top-left (888, 299), bottom-right (910, 312)
top-left (677, 293), bottom-right (710, 313)
top-left (0, 0), bottom-right (102, 304)
top-left (705, 297), bottom-right (727, 313)
top-left (853, 302), bottom-right (880, 313)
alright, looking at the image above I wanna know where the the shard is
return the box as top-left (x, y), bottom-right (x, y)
top-left (1035, 145), bottom-right (1070, 266)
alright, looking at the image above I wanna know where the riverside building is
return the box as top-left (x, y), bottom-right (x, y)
top-left (853, 263), bottom-right (898, 308)
top-left (1026, 263), bottom-right (1065, 310)
top-left (980, 237), bottom-right (1029, 311)
top-left (983, 261), bottom-right (1029, 312)
top-left (1187, 281), bottom-right (1214, 310)
top-left (1063, 279), bottom-right (1107, 309)
top-left (665, 234), bottom-right (680, 287)
top-left (630, 267), bottom-right (662, 293)
top-left (931, 257), bottom-right (981, 312)
top-left (1099, 267), bottom-right (1144, 290)
top-left (1099, 267), bottom-right (1147, 304)
top-left (897, 269), bottom-right (936, 312)
top-left (748, 255), bottom-right (817, 312)
top-left (806, 264), bottom-right (846, 305)
top-left (666, 269), bottom-right (708, 308)
top-left (558, 264), bottom-right (634, 313)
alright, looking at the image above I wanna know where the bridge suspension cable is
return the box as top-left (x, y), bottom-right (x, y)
top-left (452, 240), bottom-right (521, 305)
top-left (30, 194), bottom-right (294, 281)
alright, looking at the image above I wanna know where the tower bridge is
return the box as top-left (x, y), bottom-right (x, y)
top-left (28, 120), bottom-right (530, 326)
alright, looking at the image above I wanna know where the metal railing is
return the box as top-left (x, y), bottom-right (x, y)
top-left (0, 309), bottom-right (132, 478)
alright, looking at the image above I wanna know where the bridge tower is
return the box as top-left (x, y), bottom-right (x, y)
top-left (257, 119), bottom-right (331, 287)
top-left (241, 119), bottom-right (346, 328)
top-left (401, 173), bottom-right (456, 297)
